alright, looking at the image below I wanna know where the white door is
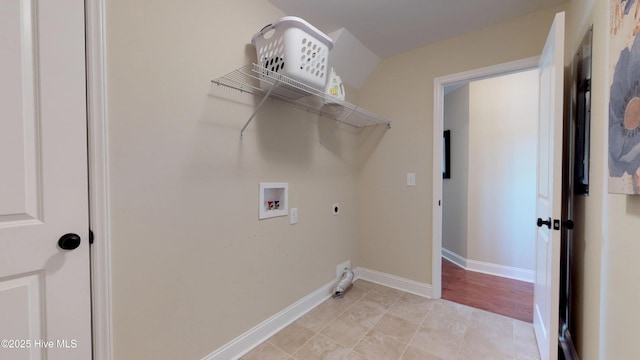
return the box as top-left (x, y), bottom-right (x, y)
top-left (534, 11), bottom-right (565, 360)
top-left (0, 1), bottom-right (91, 359)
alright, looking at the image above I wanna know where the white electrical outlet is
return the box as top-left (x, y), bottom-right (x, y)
top-left (336, 260), bottom-right (351, 278)
top-left (332, 203), bottom-right (340, 215)
top-left (407, 173), bottom-right (416, 186)
top-left (290, 208), bottom-right (298, 224)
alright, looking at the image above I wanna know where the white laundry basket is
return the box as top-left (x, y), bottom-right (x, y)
top-left (251, 16), bottom-right (334, 92)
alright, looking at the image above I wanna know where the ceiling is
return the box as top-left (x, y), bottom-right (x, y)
top-left (268, 0), bottom-right (566, 58)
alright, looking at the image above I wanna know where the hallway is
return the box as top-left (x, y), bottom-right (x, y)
top-left (442, 258), bottom-right (534, 323)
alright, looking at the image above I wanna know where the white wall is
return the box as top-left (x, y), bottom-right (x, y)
top-left (467, 70), bottom-right (538, 270)
top-left (442, 71), bottom-right (537, 273)
top-left (357, 5), bottom-right (565, 284)
top-left (565, 0), bottom-right (640, 358)
top-left (357, 0), bottom-right (640, 357)
top-left (443, 85), bottom-right (470, 258)
top-left (102, 1), bottom-right (640, 359)
top-left (105, 1), bottom-right (366, 359)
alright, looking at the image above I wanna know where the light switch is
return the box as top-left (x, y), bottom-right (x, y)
top-left (290, 208), bottom-right (298, 224)
top-left (407, 173), bottom-right (416, 187)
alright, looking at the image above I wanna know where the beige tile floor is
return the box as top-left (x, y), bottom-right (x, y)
top-left (240, 280), bottom-right (541, 360)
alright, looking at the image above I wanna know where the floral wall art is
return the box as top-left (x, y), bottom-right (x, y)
top-left (609, 0), bottom-right (640, 194)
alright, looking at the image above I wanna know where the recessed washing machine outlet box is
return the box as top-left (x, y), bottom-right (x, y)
top-left (259, 182), bottom-right (288, 220)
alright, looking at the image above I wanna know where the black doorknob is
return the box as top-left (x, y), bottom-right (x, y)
top-left (58, 233), bottom-right (81, 250)
top-left (537, 217), bottom-right (552, 229)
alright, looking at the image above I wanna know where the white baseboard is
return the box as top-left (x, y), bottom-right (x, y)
top-left (442, 248), bottom-right (534, 283)
top-left (356, 267), bottom-right (432, 298)
top-left (201, 278), bottom-right (336, 360)
top-left (202, 267), bottom-right (433, 359)
top-left (201, 258), bottom-right (530, 360)
top-left (466, 260), bottom-right (535, 283)
top-left (442, 248), bottom-right (467, 269)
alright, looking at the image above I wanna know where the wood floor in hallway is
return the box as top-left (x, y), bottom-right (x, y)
top-left (442, 258), bottom-right (534, 323)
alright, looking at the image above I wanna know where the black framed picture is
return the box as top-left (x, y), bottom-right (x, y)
top-left (443, 130), bottom-right (451, 179)
top-left (574, 26), bottom-right (592, 195)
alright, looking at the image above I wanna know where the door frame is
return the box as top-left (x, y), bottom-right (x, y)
top-left (86, 0), bottom-right (113, 359)
top-left (431, 56), bottom-right (539, 299)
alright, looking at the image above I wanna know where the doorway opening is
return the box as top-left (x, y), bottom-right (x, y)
top-left (431, 57), bottom-right (540, 321)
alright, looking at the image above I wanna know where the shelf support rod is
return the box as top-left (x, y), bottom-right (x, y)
top-left (240, 83), bottom-right (277, 139)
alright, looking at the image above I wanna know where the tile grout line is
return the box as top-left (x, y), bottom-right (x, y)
top-left (335, 282), bottom-right (407, 360)
top-left (511, 318), bottom-right (517, 359)
top-left (247, 279), bottom-right (539, 360)
top-left (342, 282), bottom-right (382, 359)
top-left (274, 282), bottom-right (371, 359)
top-left (264, 340), bottom-right (295, 359)
top-left (379, 288), bottom-right (408, 360)
top-left (292, 280), bottom-right (382, 360)
top-left (456, 308), bottom-right (473, 360)
top-left (338, 282), bottom-right (377, 358)
top-left (400, 303), bottom-right (435, 360)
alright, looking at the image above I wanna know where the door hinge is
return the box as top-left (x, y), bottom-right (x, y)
top-left (89, 229), bottom-right (94, 245)
top-left (563, 220), bottom-right (575, 229)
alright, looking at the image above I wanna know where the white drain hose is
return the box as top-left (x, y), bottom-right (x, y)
top-left (332, 268), bottom-right (354, 299)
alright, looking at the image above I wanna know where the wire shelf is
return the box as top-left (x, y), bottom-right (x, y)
top-left (211, 64), bottom-right (391, 137)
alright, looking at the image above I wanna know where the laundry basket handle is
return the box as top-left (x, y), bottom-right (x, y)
top-left (259, 23), bottom-right (275, 36)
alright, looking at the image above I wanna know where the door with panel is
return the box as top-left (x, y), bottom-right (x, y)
top-left (534, 11), bottom-right (565, 360)
top-left (0, 1), bottom-right (92, 359)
